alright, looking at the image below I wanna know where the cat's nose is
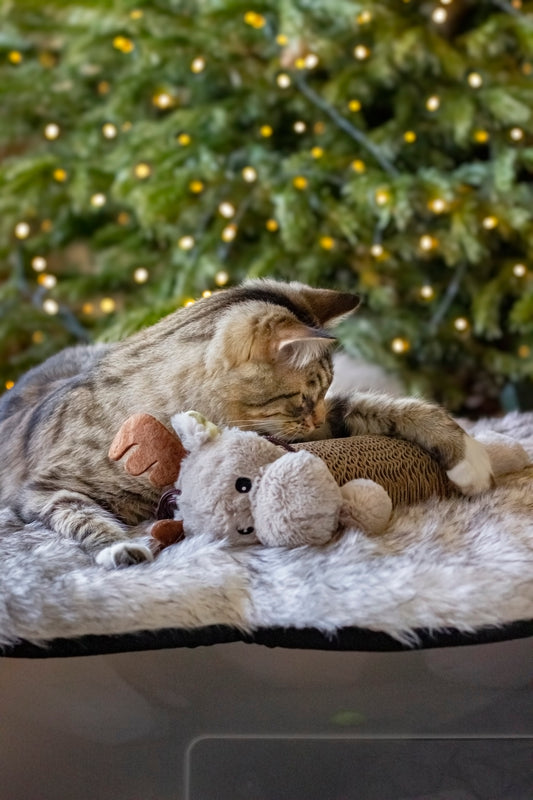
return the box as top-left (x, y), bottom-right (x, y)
top-left (304, 415), bottom-right (318, 431)
top-left (305, 401), bottom-right (326, 430)
top-left (237, 526), bottom-right (255, 535)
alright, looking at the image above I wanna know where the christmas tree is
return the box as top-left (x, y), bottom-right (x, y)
top-left (1, 0), bottom-right (532, 415)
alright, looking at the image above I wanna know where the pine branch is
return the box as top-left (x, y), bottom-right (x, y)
top-left (490, 0), bottom-right (533, 24)
top-left (217, 193), bottom-right (253, 262)
top-left (293, 74), bottom-right (399, 177)
top-left (11, 247), bottom-right (90, 343)
top-left (429, 261), bottom-right (468, 333)
top-left (56, 306), bottom-right (92, 342)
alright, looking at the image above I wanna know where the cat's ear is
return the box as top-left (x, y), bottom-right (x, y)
top-left (274, 324), bottom-right (336, 368)
top-left (296, 286), bottom-right (360, 327)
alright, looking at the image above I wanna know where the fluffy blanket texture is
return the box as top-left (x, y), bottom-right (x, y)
top-left (1, 412), bottom-right (532, 649)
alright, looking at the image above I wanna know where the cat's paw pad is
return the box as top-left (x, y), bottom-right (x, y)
top-left (95, 542), bottom-right (154, 569)
top-left (446, 435), bottom-right (494, 495)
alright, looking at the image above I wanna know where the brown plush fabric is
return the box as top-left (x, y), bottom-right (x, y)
top-left (292, 436), bottom-right (455, 506)
top-left (151, 518), bottom-right (185, 548)
top-left (109, 412), bottom-right (186, 487)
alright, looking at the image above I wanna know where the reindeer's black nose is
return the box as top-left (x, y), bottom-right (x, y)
top-left (237, 526), bottom-right (255, 535)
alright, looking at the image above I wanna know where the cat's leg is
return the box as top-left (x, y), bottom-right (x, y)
top-left (324, 392), bottom-right (493, 495)
top-left (38, 489), bottom-right (153, 568)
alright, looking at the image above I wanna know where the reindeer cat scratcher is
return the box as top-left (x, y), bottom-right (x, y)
top-left (1, 412), bottom-right (533, 658)
top-left (110, 410), bottom-right (523, 551)
top-left (109, 410), bottom-right (463, 550)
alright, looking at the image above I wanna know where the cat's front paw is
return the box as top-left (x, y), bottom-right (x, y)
top-left (95, 542), bottom-right (154, 569)
top-left (446, 434), bottom-right (494, 495)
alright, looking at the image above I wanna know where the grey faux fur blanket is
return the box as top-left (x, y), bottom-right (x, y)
top-left (1, 412), bottom-right (532, 648)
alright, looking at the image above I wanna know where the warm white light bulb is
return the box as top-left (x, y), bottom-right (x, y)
top-left (419, 234), bottom-right (437, 251)
top-left (353, 45), bottom-right (370, 60)
top-left (43, 298), bottom-right (59, 315)
top-left (374, 189), bottom-right (390, 206)
top-left (242, 166), bottom-right (257, 182)
top-left (44, 123), bottom-right (60, 140)
top-left (102, 123), bottom-right (118, 139)
top-left (391, 337), bottom-right (410, 353)
top-left (429, 198), bottom-right (446, 213)
top-left (191, 57), bottom-right (206, 73)
top-left (218, 202), bottom-right (236, 219)
top-left (14, 221), bottom-right (30, 239)
top-left (31, 256), bottom-right (47, 272)
top-left (215, 270), bottom-right (229, 286)
top-left (467, 72), bottom-right (483, 88)
top-left (178, 235), bottom-right (195, 250)
top-left (41, 274), bottom-right (57, 289)
top-left (153, 92), bottom-right (173, 108)
top-left (90, 193), bottom-right (106, 208)
top-left (221, 224), bottom-right (237, 242)
top-left (432, 7), bottom-right (447, 23)
top-left (510, 127), bottom-right (524, 141)
top-left (482, 215), bottom-right (498, 230)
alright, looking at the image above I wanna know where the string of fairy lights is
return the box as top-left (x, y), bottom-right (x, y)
top-left (5, 0), bottom-right (533, 392)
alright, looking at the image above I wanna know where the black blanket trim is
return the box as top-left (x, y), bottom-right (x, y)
top-left (2, 619), bottom-right (532, 659)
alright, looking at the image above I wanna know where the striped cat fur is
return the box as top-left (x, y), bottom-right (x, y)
top-left (0, 279), bottom-right (493, 568)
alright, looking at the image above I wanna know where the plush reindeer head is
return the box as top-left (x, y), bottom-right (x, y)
top-left (109, 411), bottom-right (352, 549)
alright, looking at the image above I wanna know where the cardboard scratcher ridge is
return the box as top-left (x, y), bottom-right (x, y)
top-left (292, 435), bottom-right (455, 506)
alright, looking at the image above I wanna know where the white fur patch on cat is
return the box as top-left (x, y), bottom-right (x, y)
top-left (95, 542), bottom-right (154, 569)
top-left (446, 434), bottom-right (493, 495)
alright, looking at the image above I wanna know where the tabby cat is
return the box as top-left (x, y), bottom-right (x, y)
top-left (0, 279), bottom-right (492, 568)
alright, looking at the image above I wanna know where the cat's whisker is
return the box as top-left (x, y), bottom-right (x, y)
top-left (229, 417), bottom-right (304, 441)
top-left (283, 428), bottom-right (306, 443)
top-left (229, 418), bottom-right (283, 430)
top-left (228, 419), bottom-right (268, 430)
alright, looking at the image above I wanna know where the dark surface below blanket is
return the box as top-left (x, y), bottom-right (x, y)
top-left (3, 619), bottom-right (533, 659)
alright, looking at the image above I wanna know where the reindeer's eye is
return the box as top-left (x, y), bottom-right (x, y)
top-left (235, 477), bottom-right (252, 493)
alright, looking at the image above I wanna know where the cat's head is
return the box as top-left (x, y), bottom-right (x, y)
top-left (204, 280), bottom-right (360, 440)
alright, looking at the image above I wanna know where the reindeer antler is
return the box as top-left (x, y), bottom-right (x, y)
top-left (109, 412), bottom-right (186, 487)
